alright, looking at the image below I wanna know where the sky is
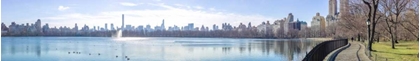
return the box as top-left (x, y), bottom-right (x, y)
top-left (2, 0), bottom-right (331, 29)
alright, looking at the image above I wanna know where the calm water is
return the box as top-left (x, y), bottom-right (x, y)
top-left (2, 37), bottom-right (319, 61)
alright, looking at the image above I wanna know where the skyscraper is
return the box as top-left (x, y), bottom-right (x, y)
top-left (146, 24), bottom-right (152, 32)
top-left (329, 0), bottom-right (337, 16)
top-left (122, 14), bottom-right (125, 30)
top-left (188, 23), bottom-right (194, 31)
top-left (287, 13), bottom-right (294, 22)
top-left (42, 23), bottom-right (49, 33)
top-left (35, 19), bottom-right (42, 34)
top-left (74, 23), bottom-right (78, 31)
top-left (200, 25), bottom-right (205, 31)
top-left (161, 19), bottom-right (165, 31)
top-left (213, 24), bottom-right (218, 31)
top-left (97, 26), bottom-right (100, 31)
top-left (110, 23), bottom-right (115, 31)
top-left (1, 22), bottom-right (8, 31)
top-left (137, 25), bottom-right (144, 31)
top-left (105, 23), bottom-right (108, 31)
top-left (93, 26), bottom-right (96, 31)
top-left (248, 22), bottom-right (252, 29)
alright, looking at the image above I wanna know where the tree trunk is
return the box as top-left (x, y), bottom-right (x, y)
top-left (394, 25), bottom-right (399, 43)
top-left (385, 17), bottom-right (395, 49)
top-left (368, 24), bottom-right (373, 51)
top-left (377, 36), bottom-right (380, 42)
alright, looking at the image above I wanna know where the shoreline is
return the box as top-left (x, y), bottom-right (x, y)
top-left (306, 38), bottom-right (333, 41)
top-left (1, 36), bottom-right (332, 41)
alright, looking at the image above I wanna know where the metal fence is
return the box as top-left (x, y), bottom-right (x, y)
top-left (302, 39), bottom-right (349, 61)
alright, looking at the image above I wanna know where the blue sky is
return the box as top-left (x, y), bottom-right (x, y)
top-left (2, 0), bottom-right (330, 29)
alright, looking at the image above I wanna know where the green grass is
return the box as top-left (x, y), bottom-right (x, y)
top-left (370, 41), bottom-right (419, 61)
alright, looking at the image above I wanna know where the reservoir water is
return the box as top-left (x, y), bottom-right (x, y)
top-left (2, 37), bottom-right (320, 61)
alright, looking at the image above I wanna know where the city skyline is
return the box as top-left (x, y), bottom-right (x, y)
top-left (2, 0), bottom-right (333, 29)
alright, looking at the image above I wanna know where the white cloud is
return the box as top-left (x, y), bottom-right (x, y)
top-left (194, 6), bottom-right (204, 9)
top-left (58, 6), bottom-right (70, 11)
top-left (120, 2), bottom-right (138, 6)
top-left (44, 3), bottom-right (274, 29)
top-left (174, 4), bottom-right (183, 7)
top-left (209, 8), bottom-right (216, 11)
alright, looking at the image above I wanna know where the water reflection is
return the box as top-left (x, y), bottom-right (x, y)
top-left (2, 37), bottom-right (319, 61)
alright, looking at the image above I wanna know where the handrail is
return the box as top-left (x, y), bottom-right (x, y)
top-left (303, 39), bottom-right (348, 61)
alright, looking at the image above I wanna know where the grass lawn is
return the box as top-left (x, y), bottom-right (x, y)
top-left (370, 41), bottom-right (419, 61)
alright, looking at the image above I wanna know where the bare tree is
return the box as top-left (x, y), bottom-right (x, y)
top-left (362, 0), bottom-right (380, 51)
top-left (381, 0), bottom-right (411, 48)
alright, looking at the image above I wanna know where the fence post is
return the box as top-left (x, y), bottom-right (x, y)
top-left (375, 54), bottom-right (377, 61)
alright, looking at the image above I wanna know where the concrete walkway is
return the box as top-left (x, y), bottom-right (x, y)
top-left (335, 41), bottom-right (371, 61)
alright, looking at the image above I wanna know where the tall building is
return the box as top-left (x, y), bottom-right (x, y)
top-left (161, 19), bottom-right (165, 31)
top-left (329, 0), bottom-right (337, 16)
top-left (257, 22), bottom-right (267, 35)
top-left (283, 17), bottom-right (289, 34)
top-left (110, 23), bottom-right (115, 31)
top-left (97, 26), bottom-right (100, 31)
top-left (73, 23), bottom-right (78, 31)
top-left (29, 23), bottom-right (35, 33)
top-left (290, 19), bottom-right (307, 30)
top-left (188, 23), bottom-right (194, 31)
top-left (1, 22), bottom-right (8, 32)
top-left (154, 26), bottom-right (161, 31)
top-left (42, 23), bottom-right (49, 33)
top-left (122, 14), bottom-right (125, 30)
top-left (93, 26), bottom-right (96, 31)
top-left (137, 25), bottom-right (144, 31)
top-left (300, 21), bottom-right (308, 30)
top-left (126, 25), bottom-right (132, 31)
top-left (200, 25), bottom-right (205, 31)
top-left (205, 27), bottom-right (209, 31)
top-left (173, 25), bottom-right (180, 31)
top-left (221, 23), bottom-right (233, 31)
top-left (326, 0), bottom-right (341, 26)
top-left (212, 24), bottom-right (218, 31)
top-left (105, 23), bottom-right (108, 31)
top-left (81, 24), bottom-right (89, 32)
top-left (168, 26), bottom-right (173, 31)
top-left (145, 24), bottom-right (152, 32)
top-left (248, 22), bottom-right (252, 29)
top-left (287, 13), bottom-right (294, 22)
top-left (312, 12), bottom-right (326, 31)
top-left (272, 19), bottom-right (285, 37)
top-left (35, 19), bottom-right (42, 34)
top-left (238, 23), bottom-right (246, 29)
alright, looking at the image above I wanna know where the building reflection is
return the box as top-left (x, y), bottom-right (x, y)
top-left (1, 38), bottom-right (320, 61)
top-left (2, 38), bottom-right (44, 57)
top-left (178, 39), bottom-right (319, 61)
top-left (244, 39), bottom-right (318, 61)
